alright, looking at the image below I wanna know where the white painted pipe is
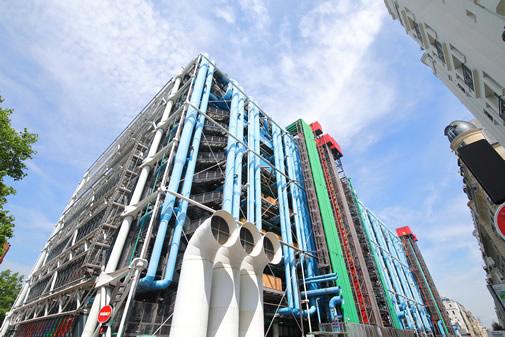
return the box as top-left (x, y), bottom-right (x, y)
top-left (81, 75), bottom-right (182, 337)
top-left (207, 223), bottom-right (251, 337)
top-left (169, 210), bottom-right (237, 337)
top-left (239, 231), bottom-right (282, 337)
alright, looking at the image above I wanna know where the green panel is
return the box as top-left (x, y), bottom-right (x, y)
top-left (348, 180), bottom-right (402, 329)
top-left (294, 119), bottom-right (359, 323)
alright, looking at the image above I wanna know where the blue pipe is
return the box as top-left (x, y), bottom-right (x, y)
top-left (232, 92), bottom-right (245, 219)
top-left (253, 105), bottom-right (261, 230)
top-left (301, 286), bottom-right (341, 298)
top-left (141, 62), bottom-right (215, 290)
top-left (139, 57), bottom-right (211, 289)
top-left (272, 123), bottom-right (295, 310)
top-left (222, 83), bottom-right (240, 213)
top-left (303, 276), bottom-right (337, 285)
top-left (329, 296), bottom-right (344, 321)
top-left (361, 209), bottom-right (406, 327)
top-left (305, 273), bottom-right (338, 282)
top-left (247, 102), bottom-right (255, 223)
top-left (272, 124), bottom-right (300, 311)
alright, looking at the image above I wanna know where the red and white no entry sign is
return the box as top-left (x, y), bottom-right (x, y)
top-left (494, 203), bottom-right (505, 240)
top-left (97, 305), bottom-right (113, 324)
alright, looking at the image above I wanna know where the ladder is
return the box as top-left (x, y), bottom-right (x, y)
top-left (316, 143), bottom-right (369, 324)
top-left (82, 139), bottom-right (148, 274)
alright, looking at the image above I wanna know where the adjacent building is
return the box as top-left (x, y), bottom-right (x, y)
top-left (1, 55), bottom-right (448, 337)
top-left (445, 120), bottom-right (505, 327)
top-left (383, 0), bottom-right (505, 146)
top-left (443, 297), bottom-right (488, 337)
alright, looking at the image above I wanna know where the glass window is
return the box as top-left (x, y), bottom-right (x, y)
top-left (211, 216), bottom-right (230, 244)
top-left (462, 64), bottom-right (474, 91)
top-left (263, 237), bottom-right (275, 261)
top-left (240, 227), bottom-right (255, 254)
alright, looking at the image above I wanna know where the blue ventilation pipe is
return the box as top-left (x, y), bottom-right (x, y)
top-left (367, 213), bottom-right (413, 329)
top-left (271, 123), bottom-right (296, 312)
top-left (222, 83), bottom-right (240, 213)
top-left (140, 61), bottom-right (216, 290)
top-left (247, 101), bottom-right (255, 223)
top-left (362, 210), bottom-right (407, 328)
top-left (304, 276), bottom-right (338, 285)
top-left (253, 105), bottom-right (261, 230)
top-left (232, 92), bottom-right (245, 220)
top-left (273, 124), bottom-right (301, 311)
top-left (305, 273), bottom-right (337, 282)
top-left (139, 57), bottom-right (211, 290)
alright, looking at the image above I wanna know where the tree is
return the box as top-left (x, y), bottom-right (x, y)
top-left (492, 321), bottom-right (504, 331)
top-left (0, 96), bottom-right (37, 257)
top-left (0, 269), bottom-right (23, 324)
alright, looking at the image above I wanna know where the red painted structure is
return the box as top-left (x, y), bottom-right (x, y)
top-left (311, 121), bottom-right (370, 324)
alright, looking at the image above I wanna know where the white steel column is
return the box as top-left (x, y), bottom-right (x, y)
top-left (81, 74), bottom-right (182, 337)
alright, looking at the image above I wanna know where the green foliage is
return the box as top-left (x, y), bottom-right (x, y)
top-left (0, 269), bottom-right (23, 324)
top-left (0, 96), bottom-right (37, 255)
top-left (492, 322), bottom-right (504, 331)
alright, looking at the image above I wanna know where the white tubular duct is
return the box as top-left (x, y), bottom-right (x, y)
top-left (81, 75), bottom-right (182, 337)
top-left (169, 210), bottom-right (237, 337)
top-left (207, 223), bottom-right (252, 337)
top-left (239, 231), bottom-right (282, 337)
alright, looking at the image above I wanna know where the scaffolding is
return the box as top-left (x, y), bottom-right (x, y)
top-left (397, 228), bottom-right (453, 337)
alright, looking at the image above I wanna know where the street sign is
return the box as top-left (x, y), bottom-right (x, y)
top-left (494, 203), bottom-right (505, 240)
top-left (97, 305), bottom-right (113, 324)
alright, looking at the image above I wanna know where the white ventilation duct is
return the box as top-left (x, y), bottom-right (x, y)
top-left (239, 231), bottom-right (282, 337)
top-left (169, 210), bottom-right (237, 337)
top-left (169, 215), bottom-right (282, 337)
top-left (207, 222), bottom-right (252, 337)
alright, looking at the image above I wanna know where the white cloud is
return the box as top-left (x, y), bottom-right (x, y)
top-left (238, 0), bottom-right (270, 34)
top-left (215, 7), bottom-right (236, 24)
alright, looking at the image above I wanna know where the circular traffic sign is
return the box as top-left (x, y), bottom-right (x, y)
top-left (97, 305), bottom-right (113, 324)
top-left (494, 203), bottom-right (505, 240)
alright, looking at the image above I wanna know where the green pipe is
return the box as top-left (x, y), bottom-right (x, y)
top-left (294, 119), bottom-right (359, 323)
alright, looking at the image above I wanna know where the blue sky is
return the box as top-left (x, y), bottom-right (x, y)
top-left (0, 0), bottom-right (495, 327)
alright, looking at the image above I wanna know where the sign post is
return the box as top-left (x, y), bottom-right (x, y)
top-left (97, 305), bottom-right (113, 324)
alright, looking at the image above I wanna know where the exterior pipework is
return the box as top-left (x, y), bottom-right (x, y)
top-left (272, 123), bottom-right (300, 313)
top-left (253, 105), bottom-right (261, 230)
top-left (232, 92), bottom-right (246, 220)
top-left (81, 63), bottom-right (187, 337)
top-left (169, 211), bottom-right (237, 337)
top-left (239, 231), bottom-right (282, 337)
top-left (296, 120), bottom-right (359, 323)
top-left (222, 83), bottom-right (240, 214)
top-left (386, 231), bottom-right (427, 331)
top-left (378, 214), bottom-right (430, 332)
top-left (355, 198), bottom-right (403, 329)
top-left (141, 61), bottom-right (216, 290)
top-left (247, 102), bottom-right (255, 223)
top-left (139, 57), bottom-right (211, 289)
top-left (367, 212), bottom-right (414, 329)
top-left (390, 234), bottom-right (433, 332)
top-left (207, 223), bottom-right (248, 337)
